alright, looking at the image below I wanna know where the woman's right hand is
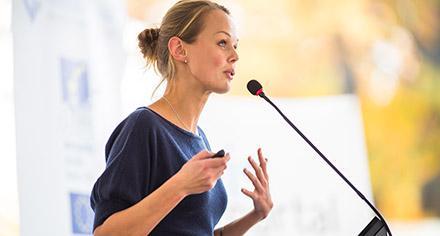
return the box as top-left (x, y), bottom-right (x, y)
top-left (175, 150), bottom-right (230, 195)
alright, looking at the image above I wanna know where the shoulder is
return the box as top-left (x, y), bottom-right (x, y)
top-left (126, 107), bottom-right (156, 125)
top-left (117, 107), bottom-right (163, 133)
top-left (104, 107), bottom-right (159, 158)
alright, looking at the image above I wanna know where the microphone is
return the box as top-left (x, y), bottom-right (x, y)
top-left (247, 79), bottom-right (392, 236)
top-left (247, 80), bottom-right (265, 97)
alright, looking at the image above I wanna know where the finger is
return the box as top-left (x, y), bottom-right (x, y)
top-left (243, 168), bottom-right (264, 192)
top-left (215, 169), bottom-right (225, 178)
top-left (192, 150), bottom-right (214, 160)
top-left (204, 153), bottom-right (230, 168)
top-left (257, 148), bottom-right (269, 181)
top-left (241, 188), bottom-right (256, 199)
top-left (248, 156), bottom-right (267, 186)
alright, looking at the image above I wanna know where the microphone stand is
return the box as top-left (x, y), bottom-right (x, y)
top-left (258, 92), bottom-right (392, 236)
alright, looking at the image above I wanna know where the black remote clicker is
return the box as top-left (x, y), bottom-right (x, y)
top-left (212, 149), bottom-right (225, 158)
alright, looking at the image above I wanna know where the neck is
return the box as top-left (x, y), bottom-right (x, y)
top-left (154, 75), bottom-right (211, 134)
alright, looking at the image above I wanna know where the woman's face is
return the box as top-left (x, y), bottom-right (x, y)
top-left (185, 9), bottom-right (239, 94)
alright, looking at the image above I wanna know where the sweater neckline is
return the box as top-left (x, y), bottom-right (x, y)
top-left (140, 106), bottom-right (202, 139)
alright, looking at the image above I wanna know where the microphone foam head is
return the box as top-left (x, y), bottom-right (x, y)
top-left (247, 80), bottom-right (263, 95)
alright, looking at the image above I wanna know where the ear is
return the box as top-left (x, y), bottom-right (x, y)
top-left (168, 36), bottom-right (187, 63)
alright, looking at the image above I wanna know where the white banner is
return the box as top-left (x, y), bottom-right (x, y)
top-left (13, 0), bottom-right (125, 235)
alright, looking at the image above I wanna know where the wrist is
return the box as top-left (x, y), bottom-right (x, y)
top-left (249, 209), bottom-right (265, 222)
top-left (169, 172), bottom-right (189, 198)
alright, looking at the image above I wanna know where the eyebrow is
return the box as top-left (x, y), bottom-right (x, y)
top-left (215, 31), bottom-right (239, 42)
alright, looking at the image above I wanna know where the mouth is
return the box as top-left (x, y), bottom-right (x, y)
top-left (224, 70), bottom-right (235, 80)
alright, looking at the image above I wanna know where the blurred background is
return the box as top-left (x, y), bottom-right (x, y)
top-left (1, 0), bottom-right (440, 235)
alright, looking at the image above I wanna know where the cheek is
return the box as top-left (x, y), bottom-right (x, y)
top-left (213, 53), bottom-right (224, 66)
top-left (195, 52), bottom-right (223, 76)
top-left (210, 52), bottom-right (225, 69)
top-left (191, 46), bottom-right (225, 77)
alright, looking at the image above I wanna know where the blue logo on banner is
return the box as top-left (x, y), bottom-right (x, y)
top-left (23, 0), bottom-right (41, 22)
top-left (60, 58), bottom-right (90, 107)
top-left (70, 193), bottom-right (94, 234)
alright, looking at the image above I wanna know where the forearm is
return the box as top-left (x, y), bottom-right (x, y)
top-left (94, 174), bottom-right (187, 236)
top-left (214, 210), bottom-right (263, 236)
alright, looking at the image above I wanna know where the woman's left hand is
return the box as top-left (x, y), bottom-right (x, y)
top-left (241, 148), bottom-right (273, 220)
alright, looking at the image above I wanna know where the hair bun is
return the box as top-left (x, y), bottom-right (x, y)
top-left (138, 28), bottom-right (160, 60)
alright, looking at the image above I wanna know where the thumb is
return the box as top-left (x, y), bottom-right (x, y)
top-left (191, 150), bottom-right (214, 160)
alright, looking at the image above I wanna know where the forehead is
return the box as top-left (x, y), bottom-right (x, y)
top-left (200, 9), bottom-right (238, 41)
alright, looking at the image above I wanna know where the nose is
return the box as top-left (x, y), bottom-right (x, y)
top-left (229, 48), bottom-right (239, 64)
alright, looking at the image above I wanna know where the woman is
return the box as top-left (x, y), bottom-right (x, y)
top-left (90, 1), bottom-right (273, 235)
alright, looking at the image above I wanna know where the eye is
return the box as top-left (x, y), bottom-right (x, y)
top-left (218, 39), bottom-right (227, 47)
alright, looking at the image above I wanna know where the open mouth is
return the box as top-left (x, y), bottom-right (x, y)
top-left (224, 70), bottom-right (235, 79)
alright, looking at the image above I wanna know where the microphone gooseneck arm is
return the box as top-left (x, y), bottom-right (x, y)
top-left (259, 92), bottom-right (392, 236)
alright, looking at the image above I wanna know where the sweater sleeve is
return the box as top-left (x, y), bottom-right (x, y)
top-left (90, 110), bottom-right (152, 231)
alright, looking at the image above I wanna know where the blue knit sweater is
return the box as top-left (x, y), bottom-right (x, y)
top-left (90, 107), bottom-right (228, 235)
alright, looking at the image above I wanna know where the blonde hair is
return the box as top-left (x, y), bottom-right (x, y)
top-left (138, 0), bottom-right (230, 93)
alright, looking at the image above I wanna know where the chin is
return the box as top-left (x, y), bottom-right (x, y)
top-left (213, 84), bottom-right (231, 94)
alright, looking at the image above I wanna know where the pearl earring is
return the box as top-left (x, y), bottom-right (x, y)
top-left (184, 59), bottom-right (188, 63)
